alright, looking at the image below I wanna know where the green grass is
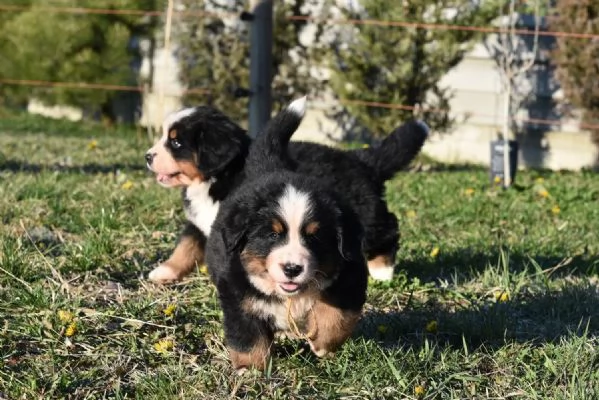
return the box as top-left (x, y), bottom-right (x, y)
top-left (1, 116), bottom-right (598, 399)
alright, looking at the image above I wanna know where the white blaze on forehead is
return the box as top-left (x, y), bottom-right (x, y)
top-left (160, 107), bottom-right (197, 142)
top-left (277, 185), bottom-right (312, 242)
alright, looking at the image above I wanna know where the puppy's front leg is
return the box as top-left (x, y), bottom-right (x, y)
top-left (149, 222), bottom-right (205, 283)
top-left (308, 300), bottom-right (361, 358)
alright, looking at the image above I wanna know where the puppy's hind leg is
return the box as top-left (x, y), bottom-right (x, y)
top-left (148, 222), bottom-right (205, 283)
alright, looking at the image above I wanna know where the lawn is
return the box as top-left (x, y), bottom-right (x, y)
top-left (0, 114), bottom-right (598, 399)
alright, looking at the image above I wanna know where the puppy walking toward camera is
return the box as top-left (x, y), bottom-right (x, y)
top-left (205, 98), bottom-right (368, 372)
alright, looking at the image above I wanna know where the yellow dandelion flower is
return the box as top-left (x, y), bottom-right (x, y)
top-left (199, 264), bottom-right (209, 275)
top-left (154, 339), bottom-right (174, 353)
top-left (551, 205), bottom-right (560, 215)
top-left (414, 385), bottom-right (425, 396)
top-left (377, 324), bottom-right (388, 334)
top-left (464, 188), bottom-right (475, 196)
top-left (494, 291), bottom-right (510, 302)
top-left (538, 189), bottom-right (549, 198)
top-left (163, 303), bottom-right (176, 317)
top-left (494, 176), bottom-right (502, 184)
top-left (536, 177), bottom-right (545, 184)
top-left (121, 180), bottom-right (134, 190)
top-left (430, 247), bottom-right (440, 258)
top-left (406, 210), bottom-right (417, 218)
top-left (425, 320), bottom-right (438, 334)
top-left (87, 140), bottom-right (98, 150)
top-left (362, 143), bottom-right (370, 149)
top-left (65, 322), bottom-right (77, 337)
top-left (57, 310), bottom-right (74, 324)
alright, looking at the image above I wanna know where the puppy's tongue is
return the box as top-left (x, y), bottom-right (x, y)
top-left (280, 282), bottom-right (300, 292)
top-left (157, 174), bottom-right (171, 183)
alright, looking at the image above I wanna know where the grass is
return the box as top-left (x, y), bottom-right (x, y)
top-left (1, 115), bottom-right (598, 399)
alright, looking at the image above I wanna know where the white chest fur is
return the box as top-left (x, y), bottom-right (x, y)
top-left (244, 296), bottom-right (315, 332)
top-left (184, 180), bottom-right (220, 236)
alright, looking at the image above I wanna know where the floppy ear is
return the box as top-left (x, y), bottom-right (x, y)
top-left (196, 117), bottom-right (249, 178)
top-left (335, 206), bottom-right (364, 261)
top-left (221, 203), bottom-right (250, 253)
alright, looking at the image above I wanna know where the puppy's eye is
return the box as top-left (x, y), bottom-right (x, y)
top-left (268, 231), bottom-right (280, 241)
top-left (171, 139), bottom-right (181, 149)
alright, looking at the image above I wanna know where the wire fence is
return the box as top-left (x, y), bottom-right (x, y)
top-left (0, 2), bottom-right (596, 130)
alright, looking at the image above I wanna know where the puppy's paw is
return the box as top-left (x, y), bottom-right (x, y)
top-left (308, 341), bottom-right (335, 358)
top-left (148, 263), bottom-right (181, 283)
top-left (368, 265), bottom-right (394, 281)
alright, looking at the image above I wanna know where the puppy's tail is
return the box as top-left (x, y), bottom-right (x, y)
top-left (353, 120), bottom-right (429, 182)
top-left (246, 96), bottom-right (306, 178)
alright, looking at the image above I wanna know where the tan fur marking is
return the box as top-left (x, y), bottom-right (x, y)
top-left (367, 254), bottom-right (395, 270)
top-left (160, 236), bottom-right (204, 281)
top-left (177, 160), bottom-right (204, 183)
top-left (168, 129), bottom-right (177, 139)
top-left (228, 336), bottom-right (272, 371)
top-left (308, 300), bottom-right (361, 358)
top-left (272, 219), bottom-right (284, 234)
top-left (305, 221), bottom-right (320, 235)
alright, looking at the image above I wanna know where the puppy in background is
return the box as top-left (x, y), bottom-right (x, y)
top-left (205, 97), bottom-right (368, 373)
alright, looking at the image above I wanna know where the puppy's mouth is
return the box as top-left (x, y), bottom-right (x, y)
top-left (279, 281), bottom-right (301, 294)
top-left (156, 171), bottom-right (181, 184)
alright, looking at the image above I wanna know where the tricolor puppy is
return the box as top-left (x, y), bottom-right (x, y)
top-left (205, 98), bottom-right (368, 372)
top-left (145, 98), bottom-right (428, 283)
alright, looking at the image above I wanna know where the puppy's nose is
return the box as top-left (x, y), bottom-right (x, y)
top-left (282, 263), bottom-right (303, 279)
top-left (145, 152), bottom-right (155, 165)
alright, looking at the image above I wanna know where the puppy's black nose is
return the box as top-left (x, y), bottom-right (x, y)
top-left (283, 263), bottom-right (303, 279)
top-left (145, 152), bottom-right (155, 165)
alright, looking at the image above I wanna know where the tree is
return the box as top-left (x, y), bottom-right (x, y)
top-left (550, 0), bottom-right (599, 157)
top-left (325, 0), bottom-right (498, 138)
top-left (0, 0), bottom-right (157, 120)
top-left (174, 0), bottom-right (326, 125)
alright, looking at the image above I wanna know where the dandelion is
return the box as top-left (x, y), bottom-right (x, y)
top-left (199, 265), bottom-right (209, 275)
top-left (494, 291), bottom-right (510, 303)
top-left (551, 205), bottom-right (561, 215)
top-left (362, 143), bottom-right (370, 149)
top-left (163, 303), bottom-right (176, 317)
top-left (494, 176), bottom-right (502, 184)
top-left (464, 188), bottom-right (475, 196)
top-left (536, 177), bottom-right (545, 184)
top-left (414, 385), bottom-right (425, 396)
top-left (430, 247), bottom-right (440, 258)
top-left (406, 210), bottom-right (417, 219)
top-left (377, 324), bottom-right (388, 334)
top-left (425, 320), bottom-right (438, 334)
top-left (154, 339), bottom-right (174, 354)
top-left (57, 310), bottom-right (74, 324)
top-left (538, 189), bottom-right (549, 198)
top-left (87, 139), bottom-right (98, 150)
top-left (65, 322), bottom-right (77, 337)
top-left (121, 180), bottom-right (134, 190)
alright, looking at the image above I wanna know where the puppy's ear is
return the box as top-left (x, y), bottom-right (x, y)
top-left (197, 117), bottom-right (249, 178)
top-left (221, 203), bottom-right (249, 253)
top-left (335, 205), bottom-right (364, 261)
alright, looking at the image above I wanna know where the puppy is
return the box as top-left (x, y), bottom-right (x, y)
top-left (146, 101), bottom-right (428, 283)
top-left (205, 98), bottom-right (368, 372)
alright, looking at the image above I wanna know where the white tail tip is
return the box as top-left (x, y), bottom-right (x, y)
top-left (288, 96), bottom-right (307, 117)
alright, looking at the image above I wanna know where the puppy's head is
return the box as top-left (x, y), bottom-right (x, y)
top-left (227, 183), bottom-right (363, 298)
top-left (145, 107), bottom-right (249, 188)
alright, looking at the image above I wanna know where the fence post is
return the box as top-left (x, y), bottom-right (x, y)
top-left (248, 0), bottom-right (273, 138)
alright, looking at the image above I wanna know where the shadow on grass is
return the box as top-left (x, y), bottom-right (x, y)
top-left (0, 159), bottom-right (147, 174)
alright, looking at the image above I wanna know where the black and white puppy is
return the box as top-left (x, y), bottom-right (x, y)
top-left (145, 104), bottom-right (428, 283)
top-left (205, 98), bottom-right (368, 372)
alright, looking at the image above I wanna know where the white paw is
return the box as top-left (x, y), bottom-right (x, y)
top-left (309, 341), bottom-right (332, 358)
top-left (148, 264), bottom-right (179, 283)
top-left (235, 367), bottom-right (248, 376)
top-left (368, 265), bottom-right (394, 281)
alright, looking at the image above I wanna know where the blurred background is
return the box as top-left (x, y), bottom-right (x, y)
top-left (1, 0), bottom-right (598, 171)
